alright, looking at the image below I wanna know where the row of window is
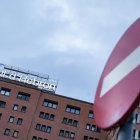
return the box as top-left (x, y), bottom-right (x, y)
top-left (86, 124), bottom-right (100, 132)
top-left (65, 105), bottom-right (80, 115)
top-left (43, 99), bottom-right (57, 109)
top-left (13, 104), bottom-right (27, 112)
top-left (83, 136), bottom-right (99, 140)
top-left (0, 88), bottom-right (30, 102)
top-left (0, 101), bottom-right (27, 113)
top-left (32, 136), bottom-right (48, 140)
top-left (36, 123), bottom-right (51, 133)
top-left (0, 87), bottom-right (94, 118)
top-left (17, 92), bottom-right (30, 101)
top-left (39, 112), bottom-right (55, 121)
top-left (59, 130), bottom-right (75, 139)
top-left (42, 100), bottom-right (94, 118)
top-left (4, 128), bottom-right (19, 138)
top-left (8, 116), bottom-right (23, 125)
top-left (62, 117), bottom-right (78, 127)
top-left (0, 87), bottom-right (11, 96)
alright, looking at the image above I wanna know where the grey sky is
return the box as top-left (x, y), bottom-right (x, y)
top-left (0, 0), bottom-right (140, 102)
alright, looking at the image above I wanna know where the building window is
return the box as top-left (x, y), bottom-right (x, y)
top-left (41, 125), bottom-right (46, 132)
top-left (45, 113), bottom-right (49, 119)
top-left (13, 104), bottom-right (19, 111)
top-left (134, 114), bottom-right (140, 124)
top-left (21, 106), bottom-right (27, 113)
top-left (43, 99), bottom-right (58, 109)
top-left (86, 124), bottom-right (90, 130)
top-left (46, 127), bottom-right (51, 133)
top-left (36, 123), bottom-right (41, 130)
top-left (88, 110), bottom-right (94, 119)
top-left (73, 120), bottom-right (78, 127)
top-left (62, 117), bottom-right (78, 127)
top-left (17, 118), bottom-right (23, 125)
top-left (9, 116), bottom-right (14, 123)
top-left (13, 131), bottom-right (19, 138)
top-left (0, 87), bottom-right (11, 96)
top-left (35, 123), bottom-right (51, 133)
top-left (133, 129), bottom-right (140, 139)
top-left (66, 105), bottom-right (80, 115)
top-left (83, 136), bottom-right (94, 140)
top-left (62, 117), bottom-right (67, 124)
top-left (50, 114), bottom-right (55, 121)
top-left (137, 102), bottom-right (140, 108)
top-left (83, 136), bottom-right (88, 140)
top-left (86, 124), bottom-right (100, 132)
top-left (91, 125), bottom-right (100, 132)
top-left (65, 131), bottom-right (70, 138)
top-left (59, 130), bottom-right (75, 139)
top-left (39, 111), bottom-right (55, 121)
top-left (0, 113), bottom-right (2, 120)
top-left (17, 92), bottom-right (30, 101)
top-left (32, 136), bottom-right (48, 140)
top-left (4, 128), bottom-right (10, 136)
top-left (32, 136), bottom-right (37, 140)
top-left (70, 132), bottom-right (75, 139)
top-left (59, 130), bottom-right (64, 136)
top-left (39, 112), bottom-right (44, 118)
top-left (0, 101), bottom-right (6, 108)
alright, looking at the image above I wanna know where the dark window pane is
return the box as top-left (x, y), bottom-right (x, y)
top-left (39, 112), bottom-right (44, 118)
top-left (0, 101), bottom-right (6, 108)
top-left (62, 117), bottom-right (67, 124)
top-left (4, 128), bottom-right (10, 136)
top-left (50, 114), bottom-right (55, 121)
top-left (83, 136), bottom-right (88, 140)
top-left (41, 125), bottom-right (46, 132)
top-left (21, 106), bottom-right (27, 112)
top-left (46, 127), bottom-right (51, 133)
top-left (36, 123), bottom-right (41, 130)
top-left (45, 113), bottom-right (49, 119)
top-left (68, 119), bottom-right (72, 125)
top-left (65, 131), bottom-right (70, 138)
top-left (32, 136), bottom-right (37, 140)
top-left (59, 130), bottom-right (64, 136)
top-left (73, 120), bottom-right (78, 127)
top-left (17, 118), bottom-right (23, 125)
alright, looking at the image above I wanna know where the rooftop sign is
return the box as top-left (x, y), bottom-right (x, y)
top-left (0, 64), bottom-right (57, 92)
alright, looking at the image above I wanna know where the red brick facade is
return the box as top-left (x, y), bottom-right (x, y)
top-left (0, 78), bottom-right (106, 140)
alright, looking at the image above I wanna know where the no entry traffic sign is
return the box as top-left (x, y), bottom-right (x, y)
top-left (94, 18), bottom-right (140, 129)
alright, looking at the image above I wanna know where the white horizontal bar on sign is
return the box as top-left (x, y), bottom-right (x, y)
top-left (100, 46), bottom-right (140, 97)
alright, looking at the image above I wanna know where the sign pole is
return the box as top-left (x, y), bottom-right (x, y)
top-left (117, 113), bottom-right (134, 140)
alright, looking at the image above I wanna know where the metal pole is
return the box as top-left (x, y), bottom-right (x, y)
top-left (117, 113), bottom-right (134, 140)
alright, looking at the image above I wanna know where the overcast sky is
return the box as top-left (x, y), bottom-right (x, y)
top-left (0, 0), bottom-right (139, 103)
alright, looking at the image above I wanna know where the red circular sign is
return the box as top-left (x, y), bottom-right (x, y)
top-left (94, 18), bottom-right (140, 129)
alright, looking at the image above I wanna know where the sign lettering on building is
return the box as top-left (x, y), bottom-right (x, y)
top-left (0, 64), bottom-right (57, 92)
